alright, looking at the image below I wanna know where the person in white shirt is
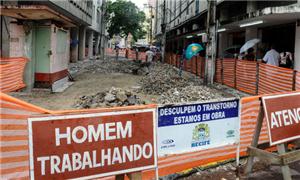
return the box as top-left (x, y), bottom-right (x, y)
top-left (145, 48), bottom-right (154, 63)
top-left (262, 46), bottom-right (280, 66)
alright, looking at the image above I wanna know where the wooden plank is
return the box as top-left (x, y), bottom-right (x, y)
top-left (248, 146), bottom-right (281, 165)
top-left (277, 144), bottom-right (292, 180)
top-left (281, 149), bottom-right (300, 165)
top-left (244, 104), bottom-right (264, 174)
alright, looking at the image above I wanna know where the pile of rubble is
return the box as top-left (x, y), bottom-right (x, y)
top-left (69, 58), bottom-right (149, 75)
top-left (138, 62), bottom-right (202, 95)
top-left (158, 85), bottom-right (228, 104)
top-left (74, 87), bottom-right (145, 109)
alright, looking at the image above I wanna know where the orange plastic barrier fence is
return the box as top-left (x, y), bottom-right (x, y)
top-left (296, 72), bottom-right (300, 91)
top-left (258, 63), bottom-right (294, 95)
top-left (0, 57), bottom-right (28, 93)
top-left (198, 56), bottom-right (206, 78)
top-left (163, 54), bottom-right (206, 78)
top-left (0, 91), bottom-right (273, 179)
top-left (191, 56), bottom-right (197, 74)
top-left (210, 57), bottom-right (297, 95)
top-left (105, 48), bottom-right (114, 56)
top-left (236, 60), bottom-right (257, 95)
top-left (176, 55), bottom-right (180, 68)
top-left (0, 93), bottom-right (50, 179)
top-left (215, 59), bottom-right (222, 83)
top-left (118, 49), bottom-right (126, 57)
top-left (222, 58), bottom-right (235, 88)
top-left (186, 58), bottom-right (192, 72)
top-left (128, 50), bottom-right (136, 60)
top-left (139, 52), bottom-right (147, 61)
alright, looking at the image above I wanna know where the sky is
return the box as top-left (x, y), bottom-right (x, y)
top-left (129, 0), bottom-right (148, 10)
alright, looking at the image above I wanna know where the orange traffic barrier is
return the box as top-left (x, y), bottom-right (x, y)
top-left (236, 60), bottom-right (257, 94)
top-left (0, 57), bottom-right (28, 93)
top-left (118, 49), bottom-right (126, 57)
top-left (215, 58), bottom-right (222, 83)
top-left (0, 93), bottom-right (48, 179)
top-left (105, 48), bottom-right (114, 56)
top-left (222, 58), bottom-right (236, 88)
top-left (296, 72), bottom-right (300, 91)
top-left (0, 91), bottom-right (271, 179)
top-left (258, 63), bottom-right (294, 94)
top-left (138, 52), bottom-right (147, 61)
top-left (128, 50), bottom-right (136, 60)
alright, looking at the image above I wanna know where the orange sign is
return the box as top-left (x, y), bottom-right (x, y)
top-left (262, 92), bottom-right (300, 146)
top-left (28, 109), bottom-right (157, 180)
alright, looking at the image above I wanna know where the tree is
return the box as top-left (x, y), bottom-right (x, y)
top-left (106, 0), bottom-right (146, 41)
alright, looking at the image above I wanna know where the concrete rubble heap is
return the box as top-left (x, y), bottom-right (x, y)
top-left (138, 62), bottom-right (202, 95)
top-left (69, 59), bottom-right (146, 75)
top-left (74, 87), bottom-right (145, 109)
top-left (158, 85), bottom-right (227, 104)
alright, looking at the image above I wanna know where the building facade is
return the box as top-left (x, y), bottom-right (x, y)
top-left (0, 0), bottom-right (108, 91)
top-left (154, 0), bottom-right (300, 70)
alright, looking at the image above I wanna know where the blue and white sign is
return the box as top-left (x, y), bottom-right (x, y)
top-left (158, 99), bottom-right (240, 156)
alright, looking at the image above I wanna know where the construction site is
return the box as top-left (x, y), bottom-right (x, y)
top-left (1, 0), bottom-right (300, 180)
top-left (10, 56), bottom-right (246, 110)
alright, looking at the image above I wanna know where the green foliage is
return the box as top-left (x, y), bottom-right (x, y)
top-left (106, 0), bottom-right (146, 41)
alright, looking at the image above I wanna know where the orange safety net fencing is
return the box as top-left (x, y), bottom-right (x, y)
top-left (164, 53), bottom-right (206, 78)
top-left (215, 58), bottom-right (298, 95)
top-left (0, 57), bottom-right (28, 93)
top-left (0, 90), bottom-right (278, 179)
top-left (164, 53), bottom-right (300, 95)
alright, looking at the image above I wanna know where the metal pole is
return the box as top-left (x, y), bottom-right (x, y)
top-left (204, 0), bottom-right (217, 85)
top-left (161, 0), bottom-right (166, 62)
top-left (150, 6), bottom-right (153, 45)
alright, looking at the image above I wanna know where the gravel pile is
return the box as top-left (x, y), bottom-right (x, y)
top-left (74, 87), bottom-right (145, 109)
top-left (138, 62), bottom-right (202, 95)
top-left (158, 85), bottom-right (229, 104)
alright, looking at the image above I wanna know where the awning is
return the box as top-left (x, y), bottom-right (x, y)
top-left (0, 5), bottom-right (75, 27)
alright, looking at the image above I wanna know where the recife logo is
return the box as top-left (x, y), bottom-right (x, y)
top-left (191, 123), bottom-right (210, 147)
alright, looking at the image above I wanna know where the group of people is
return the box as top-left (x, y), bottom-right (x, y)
top-left (242, 45), bottom-right (294, 68)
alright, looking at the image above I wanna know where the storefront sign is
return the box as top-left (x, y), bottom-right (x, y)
top-left (262, 92), bottom-right (300, 145)
top-left (157, 99), bottom-right (240, 156)
top-left (28, 109), bottom-right (157, 180)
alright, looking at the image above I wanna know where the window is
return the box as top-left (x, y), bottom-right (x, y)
top-left (195, 0), bottom-right (200, 14)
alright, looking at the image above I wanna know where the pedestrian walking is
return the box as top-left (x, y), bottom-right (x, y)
top-left (115, 43), bottom-right (120, 60)
top-left (279, 51), bottom-right (293, 68)
top-left (262, 45), bottom-right (280, 66)
top-left (145, 48), bottom-right (154, 63)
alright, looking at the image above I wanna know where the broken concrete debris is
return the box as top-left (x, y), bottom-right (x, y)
top-left (74, 87), bottom-right (145, 109)
top-left (69, 59), bottom-right (148, 76)
top-left (72, 59), bottom-right (244, 109)
top-left (158, 85), bottom-right (227, 104)
top-left (138, 62), bottom-right (202, 95)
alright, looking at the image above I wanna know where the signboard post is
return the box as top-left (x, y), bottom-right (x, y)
top-left (28, 108), bottom-right (157, 180)
top-left (245, 92), bottom-right (300, 180)
top-left (157, 98), bottom-right (240, 156)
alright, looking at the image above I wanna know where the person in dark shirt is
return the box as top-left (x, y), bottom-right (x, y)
top-left (244, 48), bottom-right (255, 61)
